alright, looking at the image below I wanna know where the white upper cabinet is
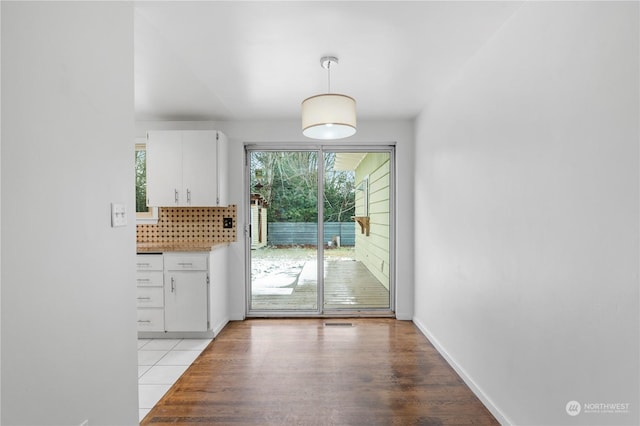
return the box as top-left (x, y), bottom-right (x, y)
top-left (146, 130), bottom-right (228, 207)
top-left (146, 131), bottom-right (183, 207)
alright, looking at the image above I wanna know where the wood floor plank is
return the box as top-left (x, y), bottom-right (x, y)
top-left (141, 319), bottom-right (498, 425)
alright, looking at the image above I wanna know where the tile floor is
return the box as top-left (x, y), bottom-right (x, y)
top-left (137, 338), bottom-right (212, 422)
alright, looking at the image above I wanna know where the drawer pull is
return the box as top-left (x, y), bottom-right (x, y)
top-left (137, 297), bottom-right (151, 300)
top-left (177, 262), bottom-right (193, 266)
top-left (137, 278), bottom-right (151, 282)
top-left (137, 262), bottom-right (150, 267)
top-left (138, 320), bottom-right (151, 323)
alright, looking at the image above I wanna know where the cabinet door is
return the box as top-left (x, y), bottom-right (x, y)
top-left (181, 131), bottom-right (217, 206)
top-left (147, 131), bottom-right (183, 206)
top-left (136, 254), bottom-right (163, 271)
top-left (137, 287), bottom-right (164, 308)
top-left (137, 308), bottom-right (164, 332)
top-left (136, 271), bottom-right (164, 287)
top-left (164, 271), bottom-right (208, 332)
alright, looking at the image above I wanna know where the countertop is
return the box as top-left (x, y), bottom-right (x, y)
top-left (136, 242), bottom-right (229, 253)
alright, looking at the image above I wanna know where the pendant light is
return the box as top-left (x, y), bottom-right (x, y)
top-left (302, 56), bottom-right (356, 140)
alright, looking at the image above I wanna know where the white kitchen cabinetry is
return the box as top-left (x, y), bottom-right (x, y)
top-left (209, 244), bottom-right (229, 335)
top-left (136, 254), bottom-right (164, 332)
top-left (163, 252), bottom-right (209, 332)
top-left (146, 130), bottom-right (228, 207)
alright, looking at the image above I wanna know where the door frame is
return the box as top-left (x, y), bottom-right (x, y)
top-left (244, 143), bottom-right (396, 317)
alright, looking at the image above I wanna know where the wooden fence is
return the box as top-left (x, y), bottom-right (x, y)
top-left (267, 222), bottom-right (356, 246)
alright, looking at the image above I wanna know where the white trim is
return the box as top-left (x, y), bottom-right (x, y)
top-left (135, 215), bottom-right (158, 225)
top-left (135, 207), bottom-right (158, 225)
top-left (211, 317), bottom-right (229, 337)
top-left (394, 312), bottom-right (413, 321)
top-left (135, 139), bottom-right (158, 224)
top-left (412, 317), bottom-right (512, 426)
top-left (244, 144), bottom-right (396, 317)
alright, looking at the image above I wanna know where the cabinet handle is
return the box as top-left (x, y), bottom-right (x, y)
top-left (138, 320), bottom-right (151, 324)
top-left (187, 188), bottom-right (191, 204)
top-left (177, 262), bottom-right (193, 267)
top-left (174, 189), bottom-right (179, 203)
top-left (171, 277), bottom-right (175, 293)
top-left (137, 297), bottom-right (151, 300)
top-left (137, 263), bottom-right (150, 267)
top-left (137, 278), bottom-right (151, 282)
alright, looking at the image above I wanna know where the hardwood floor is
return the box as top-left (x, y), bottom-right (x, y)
top-left (141, 319), bottom-right (499, 425)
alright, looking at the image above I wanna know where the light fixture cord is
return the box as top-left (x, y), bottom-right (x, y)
top-left (327, 61), bottom-right (331, 93)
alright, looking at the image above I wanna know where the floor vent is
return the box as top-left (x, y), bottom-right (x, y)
top-left (324, 322), bottom-right (353, 327)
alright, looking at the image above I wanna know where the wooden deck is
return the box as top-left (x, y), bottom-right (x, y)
top-left (250, 259), bottom-right (390, 312)
top-left (141, 318), bottom-right (499, 425)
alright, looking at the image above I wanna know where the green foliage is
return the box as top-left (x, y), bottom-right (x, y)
top-left (251, 151), bottom-right (355, 223)
top-left (135, 149), bottom-right (148, 213)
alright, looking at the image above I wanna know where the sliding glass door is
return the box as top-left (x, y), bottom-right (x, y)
top-left (322, 151), bottom-right (391, 310)
top-left (246, 146), bottom-right (394, 316)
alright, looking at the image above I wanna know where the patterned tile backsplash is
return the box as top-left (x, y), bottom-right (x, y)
top-left (136, 205), bottom-right (237, 244)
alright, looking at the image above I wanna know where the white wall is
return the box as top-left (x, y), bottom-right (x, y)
top-left (413, 2), bottom-right (638, 425)
top-left (1, 3), bottom-right (138, 424)
top-left (0, 3), bottom-right (3, 421)
top-left (137, 119), bottom-right (415, 320)
top-left (209, 244), bottom-right (229, 335)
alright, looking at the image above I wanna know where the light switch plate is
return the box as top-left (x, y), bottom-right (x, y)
top-left (111, 203), bottom-right (127, 227)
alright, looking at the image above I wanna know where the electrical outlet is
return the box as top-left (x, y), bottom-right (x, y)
top-left (111, 203), bottom-right (127, 227)
top-left (223, 217), bottom-right (233, 229)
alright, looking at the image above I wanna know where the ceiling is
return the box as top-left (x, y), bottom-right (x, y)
top-left (134, 1), bottom-right (522, 122)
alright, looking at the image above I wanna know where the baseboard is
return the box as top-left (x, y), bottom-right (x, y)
top-left (412, 317), bottom-right (512, 426)
top-left (395, 312), bottom-right (413, 320)
top-left (229, 311), bottom-right (245, 321)
top-left (211, 317), bottom-right (229, 337)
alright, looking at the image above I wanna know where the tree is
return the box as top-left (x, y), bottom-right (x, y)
top-left (135, 149), bottom-right (148, 213)
top-left (250, 151), bottom-right (355, 222)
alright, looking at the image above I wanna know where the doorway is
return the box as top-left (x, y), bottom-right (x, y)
top-left (245, 146), bottom-right (395, 316)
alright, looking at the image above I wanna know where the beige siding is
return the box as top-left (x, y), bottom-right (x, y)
top-left (355, 153), bottom-right (390, 290)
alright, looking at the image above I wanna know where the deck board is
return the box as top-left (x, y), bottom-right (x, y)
top-left (251, 259), bottom-right (390, 311)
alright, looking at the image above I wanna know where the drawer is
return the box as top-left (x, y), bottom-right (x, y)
top-left (136, 287), bottom-right (164, 308)
top-left (164, 254), bottom-right (207, 271)
top-left (137, 308), bottom-right (164, 332)
top-left (136, 255), bottom-right (163, 271)
top-left (136, 271), bottom-right (163, 287)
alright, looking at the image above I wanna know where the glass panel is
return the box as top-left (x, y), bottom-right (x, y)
top-left (135, 144), bottom-right (157, 221)
top-left (249, 151), bottom-right (319, 312)
top-left (135, 145), bottom-right (149, 214)
top-left (323, 151), bottom-right (390, 310)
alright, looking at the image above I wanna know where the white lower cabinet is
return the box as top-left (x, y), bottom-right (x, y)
top-left (137, 308), bottom-right (165, 332)
top-left (137, 252), bottom-right (210, 335)
top-left (164, 253), bottom-right (209, 332)
top-left (136, 254), bottom-right (164, 332)
top-left (137, 287), bottom-right (164, 308)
